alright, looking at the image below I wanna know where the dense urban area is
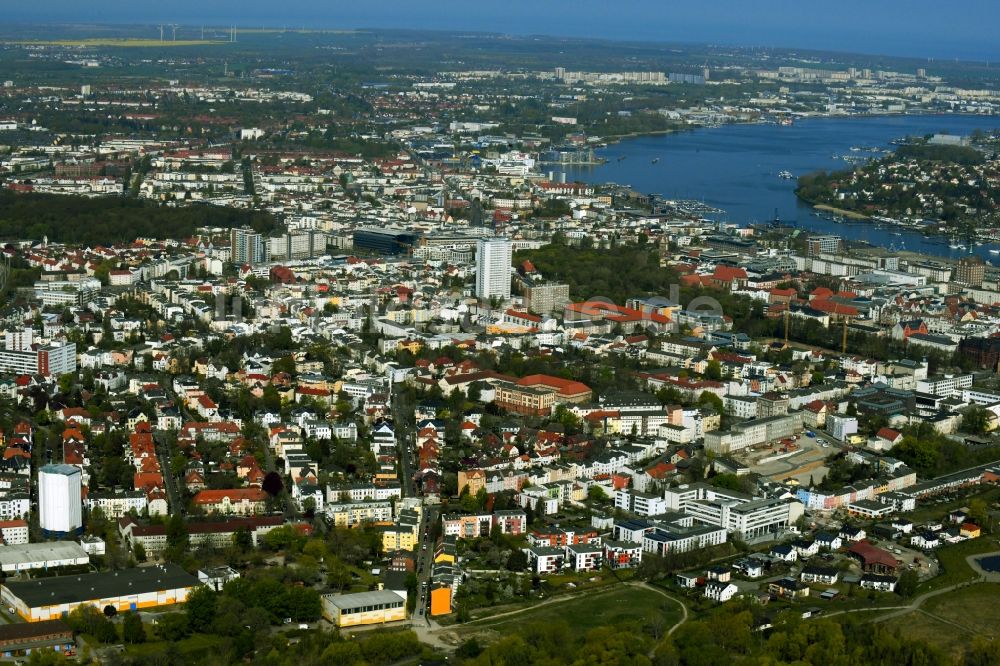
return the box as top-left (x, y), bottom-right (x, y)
top-left (1, 22), bottom-right (1000, 666)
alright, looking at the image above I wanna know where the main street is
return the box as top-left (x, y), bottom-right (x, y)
top-left (391, 382), bottom-right (417, 498)
top-left (390, 381), bottom-right (440, 618)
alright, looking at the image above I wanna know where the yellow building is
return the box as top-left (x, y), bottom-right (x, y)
top-left (397, 339), bottom-right (423, 355)
top-left (322, 591), bottom-right (406, 627)
top-left (0, 565), bottom-right (198, 622)
top-left (457, 470), bottom-right (486, 497)
top-left (381, 525), bottom-right (417, 552)
top-left (434, 538), bottom-right (457, 565)
top-left (326, 500), bottom-right (393, 528)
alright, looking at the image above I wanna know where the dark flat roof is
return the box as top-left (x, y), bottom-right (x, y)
top-left (4, 564), bottom-right (198, 608)
top-left (0, 619), bottom-right (71, 641)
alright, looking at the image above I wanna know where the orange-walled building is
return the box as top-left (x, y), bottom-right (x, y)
top-left (429, 584), bottom-right (452, 616)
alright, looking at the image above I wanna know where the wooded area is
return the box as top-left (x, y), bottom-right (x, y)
top-left (0, 190), bottom-right (277, 245)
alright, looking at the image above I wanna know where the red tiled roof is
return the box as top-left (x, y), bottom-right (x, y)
top-left (193, 488), bottom-right (268, 504)
top-left (876, 427), bottom-right (902, 442)
top-left (848, 540), bottom-right (897, 569)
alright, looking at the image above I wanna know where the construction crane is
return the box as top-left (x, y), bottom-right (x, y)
top-left (831, 300), bottom-right (854, 354)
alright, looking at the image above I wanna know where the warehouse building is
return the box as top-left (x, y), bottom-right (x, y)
top-left (1, 564), bottom-right (200, 622)
top-left (321, 590), bottom-right (406, 628)
top-left (0, 620), bottom-right (74, 658)
top-left (0, 542), bottom-right (91, 574)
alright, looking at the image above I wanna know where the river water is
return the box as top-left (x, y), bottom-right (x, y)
top-left (560, 114), bottom-right (1000, 260)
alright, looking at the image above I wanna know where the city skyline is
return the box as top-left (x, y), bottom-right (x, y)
top-left (7, 0), bottom-right (1000, 62)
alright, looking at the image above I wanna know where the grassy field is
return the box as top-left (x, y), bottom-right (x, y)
top-left (455, 585), bottom-right (681, 642)
top-left (924, 582), bottom-right (1000, 637)
top-left (8, 39), bottom-right (227, 47)
top-left (884, 583), bottom-right (1000, 658)
top-left (916, 536), bottom-right (998, 594)
top-left (125, 633), bottom-right (226, 662)
top-left (883, 612), bottom-right (966, 658)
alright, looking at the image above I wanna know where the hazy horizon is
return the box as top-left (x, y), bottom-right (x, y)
top-left (8, 0), bottom-right (1000, 62)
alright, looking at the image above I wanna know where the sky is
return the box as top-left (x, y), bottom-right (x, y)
top-left (9, 0), bottom-right (1000, 61)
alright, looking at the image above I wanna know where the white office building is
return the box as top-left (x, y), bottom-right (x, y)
top-left (476, 237), bottom-right (512, 301)
top-left (39, 465), bottom-right (83, 536)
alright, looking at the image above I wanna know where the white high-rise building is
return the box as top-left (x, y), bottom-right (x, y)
top-left (4, 328), bottom-right (33, 352)
top-left (476, 237), bottom-right (512, 301)
top-left (230, 227), bottom-right (266, 265)
top-left (39, 464), bottom-right (83, 536)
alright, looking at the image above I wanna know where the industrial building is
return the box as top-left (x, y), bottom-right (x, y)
top-left (352, 228), bottom-right (422, 255)
top-left (1, 564), bottom-right (200, 622)
top-left (38, 465), bottom-right (83, 537)
top-left (321, 590), bottom-right (406, 628)
top-left (0, 620), bottom-right (74, 658)
top-left (0, 541), bottom-right (91, 574)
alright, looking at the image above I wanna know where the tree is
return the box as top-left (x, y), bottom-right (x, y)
top-left (405, 572), bottom-right (418, 613)
top-left (164, 513), bottom-right (189, 561)
top-left (698, 391), bottom-right (725, 414)
top-left (704, 360), bottom-right (722, 381)
top-left (968, 498), bottom-right (989, 530)
top-left (67, 605), bottom-right (116, 643)
top-left (962, 407), bottom-right (990, 435)
top-left (506, 549), bottom-right (528, 572)
top-left (327, 558), bottom-right (352, 591)
top-left (233, 527), bottom-right (253, 551)
top-left (121, 611), bottom-right (146, 644)
top-left (185, 585), bottom-right (218, 633)
top-left (262, 471), bottom-right (284, 497)
top-left (896, 569), bottom-right (919, 598)
top-left (156, 613), bottom-right (190, 642)
top-left (587, 485), bottom-right (608, 501)
top-left (132, 542), bottom-right (147, 563)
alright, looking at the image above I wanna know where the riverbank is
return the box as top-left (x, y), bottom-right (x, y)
top-left (601, 126), bottom-right (690, 146)
top-left (812, 203), bottom-right (870, 220)
top-left (563, 113), bottom-right (1000, 261)
top-left (596, 110), bottom-right (998, 149)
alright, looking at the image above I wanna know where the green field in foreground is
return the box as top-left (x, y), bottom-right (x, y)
top-left (884, 583), bottom-right (1000, 658)
top-left (456, 585), bottom-right (682, 641)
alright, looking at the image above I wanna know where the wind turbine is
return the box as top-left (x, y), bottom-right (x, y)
top-left (158, 24), bottom-right (164, 42)
top-left (170, 24), bottom-right (179, 41)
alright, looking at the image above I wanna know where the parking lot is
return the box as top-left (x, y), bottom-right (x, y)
top-left (743, 434), bottom-right (836, 485)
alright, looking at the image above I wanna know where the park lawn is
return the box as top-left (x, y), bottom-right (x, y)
top-left (458, 585), bottom-right (681, 641)
top-left (916, 536), bottom-right (998, 594)
top-left (125, 633), bottom-right (227, 662)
